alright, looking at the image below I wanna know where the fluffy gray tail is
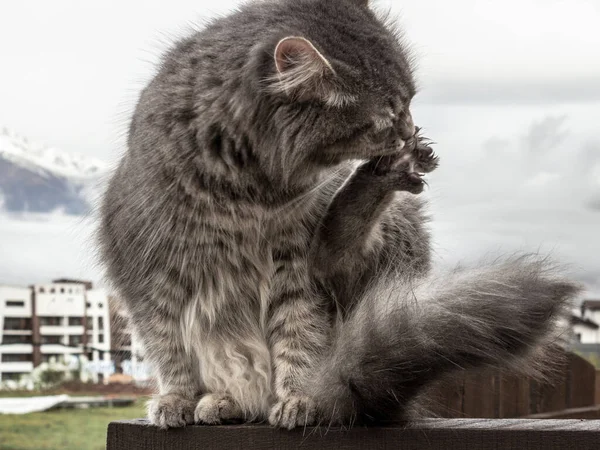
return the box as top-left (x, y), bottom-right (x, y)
top-left (306, 255), bottom-right (580, 425)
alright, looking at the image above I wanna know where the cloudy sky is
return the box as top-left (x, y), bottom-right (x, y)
top-left (0, 0), bottom-right (599, 297)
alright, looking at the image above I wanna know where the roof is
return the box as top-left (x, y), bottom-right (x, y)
top-left (581, 300), bottom-right (600, 311)
top-left (52, 279), bottom-right (93, 290)
top-left (571, 315), bottom-right (600, 330)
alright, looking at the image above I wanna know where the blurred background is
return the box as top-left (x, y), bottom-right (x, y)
top-left (0, 1), bottom-right (599, 449)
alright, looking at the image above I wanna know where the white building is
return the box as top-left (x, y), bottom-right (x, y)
top-left (108, 302), bottom-right (148, 383)
top-left (0, 280), bottom-right (112, 383)
top-left (0, 285), bottom-right (34, 381)
top-left (577, 300), bottom-right (600, 344)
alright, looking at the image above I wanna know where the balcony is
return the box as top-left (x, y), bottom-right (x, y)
top-left (0, 344), bottom-right (33, 353)
top-left (1, 329), bottom-right (32, 336)
top-left (0, 361), bottom-right (33, 373)
top-left (40, 345), bottom-right (79, 354)
top-left (40, 325), bottom-right (84, 335)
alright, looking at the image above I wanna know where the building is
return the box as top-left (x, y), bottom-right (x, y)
top-left (109, 299), bottom-right (147, 382)
top-left (580, 300), bottom-right (600, 338)
top-left (569, 300), bottom-right (600, 366)
top-left (571, 315), bottom-right (600, 344)
top-left (0, 280), bottom-right (111, 383)
top-left (0, 285), bottom-right (34, 381)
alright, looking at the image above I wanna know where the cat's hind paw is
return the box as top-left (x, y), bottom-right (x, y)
top-left (269, 396), bottom-right (317, 430)
top-left (194, 393), bottom-right (243, 424)
top-left (147, 393), bottom-right (197, 429)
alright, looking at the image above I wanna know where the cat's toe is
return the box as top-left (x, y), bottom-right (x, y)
top-left (194, 393), bottom-right (243, 424)
top-left (147, 394), bottom-right (197, 429)
top-left (269, 396), bottom-right (317, 430)
top-left (413, 135), bottom-right (439, 173)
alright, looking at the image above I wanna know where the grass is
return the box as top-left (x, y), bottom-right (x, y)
top-left (0, 397), bottom-right (148, 450)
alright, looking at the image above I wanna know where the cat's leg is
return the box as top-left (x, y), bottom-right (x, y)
top-left (132, 305), bottom-right (202, 429)
top-left (192, 331), bottom-right (268, 425)
top-left (267, 243), bottom-right (330, 429)
top-left (310, 146), bottom-right (434, 308)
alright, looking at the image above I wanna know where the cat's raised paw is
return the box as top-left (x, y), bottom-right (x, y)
top-left (361, 154), bottom-right (425, 194)
top-left (412, 132), bottom-right (439, 174)
top-left (194, 393), bottom-right (243, 424)
top-left (269, 396), bottom-right (317, 430)
top-left (147, 393), bottom-right (197, 429)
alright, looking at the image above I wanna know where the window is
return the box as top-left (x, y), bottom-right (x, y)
top-left (60, 288), bottom-right (65, 293)
top-left (39, 287), bottom-right (45, 293)
top-left (2, 335), bottom-right (31, 344)
top-left (68, 335), bottom-right (83, 346)
top-left (1, 372), bottom-right (26, 381)
top-left (41, 335), bottom-right (62, 345)
top-left (50, 288), bottom-right (56, 294)
top-left (98, 317), bottom-right (104, 329)
top-left (39, 317), bottom-right (63, 326)
top-left (68, 317), bottom-right (83, 326)
top-left (86, 302), bottom-right (91, 308)
top-left (576, 333), bottom-right (582, 342)
top-left (1, 353), bottom-right (32, 363)
top-left (3, 318), bottom-right (32, 331)
top-left (98, 334), bottom-right (104, 344)
top-left (98, 302), bottom-right (103, 309)
top-left (41, 354), bottom-right (63, 363)
top-left (5, 300), bottom-right (25, 307)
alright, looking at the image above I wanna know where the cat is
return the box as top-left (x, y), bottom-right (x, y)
top-left (98, 0), bottom-right (579, 430)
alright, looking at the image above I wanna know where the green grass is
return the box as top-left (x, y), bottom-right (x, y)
top-left (0, 398), bottom-right (148, 450)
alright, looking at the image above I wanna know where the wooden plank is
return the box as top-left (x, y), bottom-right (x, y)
top-left (595, 370), bottom-right (600, 405)
top-left (499, 375), bottom-right (530, 418)
top-left (107, 419), bottom-right (600, 450)
top-left (569, 353), bottom-right (596, 408)
top-left (462, 371), bottom-right (499, 418)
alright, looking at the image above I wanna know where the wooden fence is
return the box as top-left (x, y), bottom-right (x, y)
top-left (428, 350), bottom-right (598, 418)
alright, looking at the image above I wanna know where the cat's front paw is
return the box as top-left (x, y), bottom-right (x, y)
top-left (147, 393), bottom-right (197, 428)
top-left (360, 154), bottom-right (425, 194)
top-left (411, 131), bottom-right (439, 174)
top-left (194, 393), bottom-right (243, 424)
top-left (269, 396), bottom-right (318, 430)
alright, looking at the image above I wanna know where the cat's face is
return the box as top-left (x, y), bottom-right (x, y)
top-left (263, 0), bottom-right (418, 172)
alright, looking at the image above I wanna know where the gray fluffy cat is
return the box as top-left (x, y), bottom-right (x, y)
top-left (99, 0), bottom-right (579, 429)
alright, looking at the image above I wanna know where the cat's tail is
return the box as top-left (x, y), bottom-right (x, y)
top-left (306, 255), bottom-right (580, 425)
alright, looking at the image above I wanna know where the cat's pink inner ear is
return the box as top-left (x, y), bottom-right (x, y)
top-left (274, 37), bottom-right (333, 75)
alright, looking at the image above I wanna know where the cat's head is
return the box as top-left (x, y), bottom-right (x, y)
top-left (253, 0), bottom-right (418, 177)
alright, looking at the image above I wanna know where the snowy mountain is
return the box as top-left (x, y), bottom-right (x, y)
top-left (0, 129), bottom-right (108, 215)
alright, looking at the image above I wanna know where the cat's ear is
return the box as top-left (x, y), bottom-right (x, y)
top-left (271, 36), bottom-right (337, 102)
top-left (274, 36), bottom-right (333, 76)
